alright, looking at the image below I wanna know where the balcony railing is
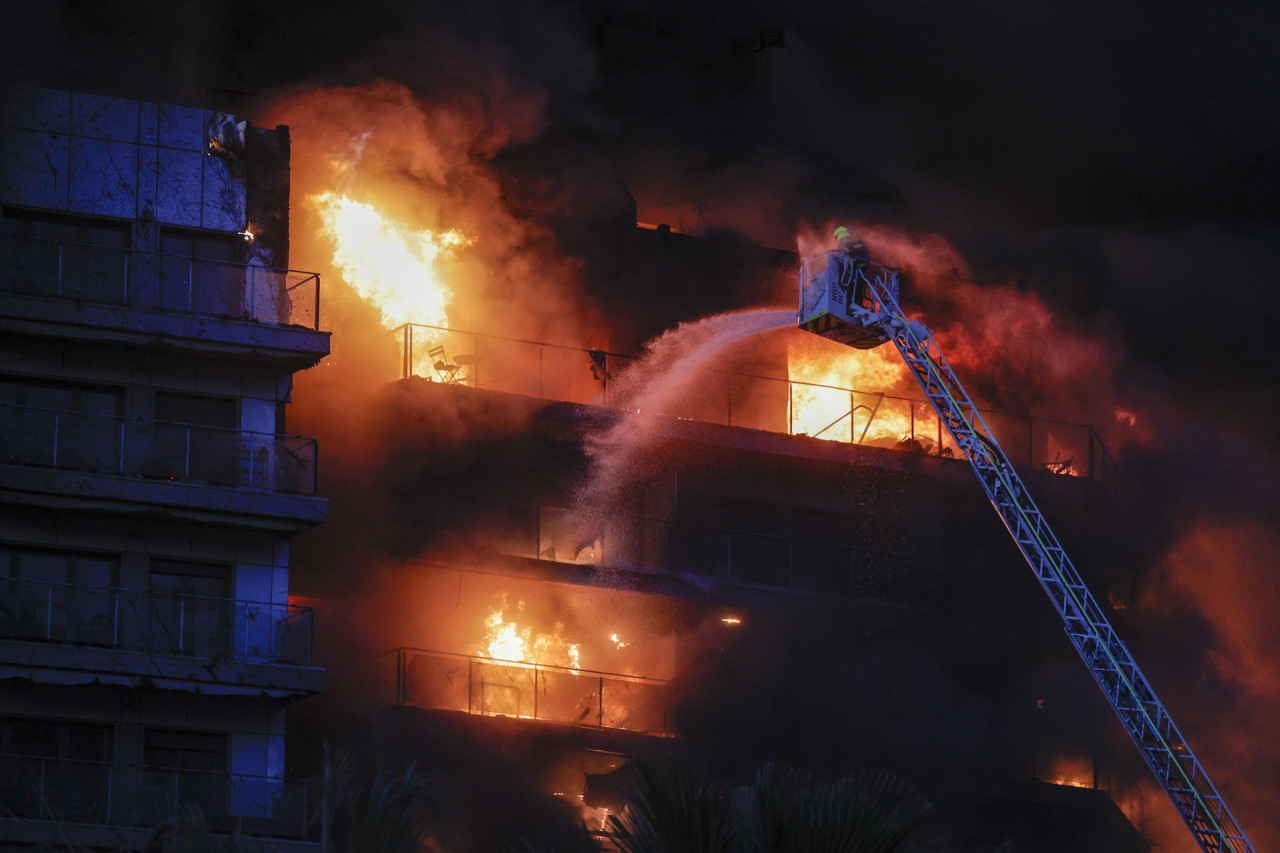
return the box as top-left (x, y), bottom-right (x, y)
top-left (396, 648), bottom-right (670, 736)
top-left (0, 756), bottom-right (311, 839)
top-left (0, 234), bottom-right (320, 330)
top-left (0, 404), bottom-right (318, 496)
top-left (493, 503), bottom-right (894, 599)
top-left (0, 578), bottom-right (312, 665)
top-left (393, 323), bottom-right (1119, 488)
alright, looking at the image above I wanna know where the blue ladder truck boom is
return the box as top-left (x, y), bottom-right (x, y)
top-left (797, 251), bottom-right (1257, 853)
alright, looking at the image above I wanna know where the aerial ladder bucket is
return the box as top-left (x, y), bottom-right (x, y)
top-left (797, 253), bottom-right (1257, 853)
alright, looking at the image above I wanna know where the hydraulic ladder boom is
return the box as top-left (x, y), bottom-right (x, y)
top-left (807, 261), bottom-right (1256, 853)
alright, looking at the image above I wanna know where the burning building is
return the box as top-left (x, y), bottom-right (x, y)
top-left (0, 86), bottom-right (327, 850)
top-left (0, 5), bottom-right (1273, 853)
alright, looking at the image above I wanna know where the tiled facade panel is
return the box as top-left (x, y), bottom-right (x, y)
top-left (0, 86), bottom-right (246, 232)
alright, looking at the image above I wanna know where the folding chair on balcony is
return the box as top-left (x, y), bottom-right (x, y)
top-left (428, 346), bottom-right (465, 384)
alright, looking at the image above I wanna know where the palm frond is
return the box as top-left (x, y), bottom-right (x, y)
top-left (609, 759), bottom-right (733, 853)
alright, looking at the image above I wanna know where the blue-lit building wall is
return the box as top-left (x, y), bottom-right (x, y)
top-left (0, 86), bottom-right (328, 851)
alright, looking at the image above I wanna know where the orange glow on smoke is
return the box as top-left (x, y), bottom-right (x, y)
top-left (312, 192), bottom-right (470, 336)
top-left (479, 600), bottom-right (581, 671)
top-left (1045, 755), bottom-right (1093, 789)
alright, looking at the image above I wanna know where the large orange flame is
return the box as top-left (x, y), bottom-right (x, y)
top-left (312, 192), bottom-right (470, 335)
top-left (478, 600), bottom-right (581, 671)
top-left (787, 340), bottom-right (932, 447)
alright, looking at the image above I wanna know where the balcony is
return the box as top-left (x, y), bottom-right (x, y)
top-left (0, 578), bottom-right (320, 696)
top-left (0, 578), bottom-right (311, 664)
top-left (0, 404), bottom-right (316, 493)
top-left (0, 756), bottom-right (311, 842)
top-left (0, 404), bottom-right (323, 527)
top-left (0, 235), bottom-right (326, 362)
top-left (395, 323), bottom-right (1120, 489)
top-left (397, 648), bottom-right (670, 737)
top-left (491, 503), bottom-right (895, 600)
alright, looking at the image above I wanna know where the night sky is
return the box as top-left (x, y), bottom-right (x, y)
top-left (3, 1), bottom-right (1277, 849)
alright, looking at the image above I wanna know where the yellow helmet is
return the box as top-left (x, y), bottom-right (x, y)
top-left (834, 226), bottom-right (851, 240)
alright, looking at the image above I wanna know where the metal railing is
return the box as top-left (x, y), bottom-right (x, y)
top-left (0, 404), bottom-right (318, 496)
top-left (393, 323), bottom-right (1119, 488)
top-left (493, 503), bottom-right (890, 598)
top-left (0, 578), bottom-right (312, 665)
top-left (0, 234), bottom-right (320, 330)
top-left (0, 756), bottom-right (311, 838)
top-left (396, 647), bottom-right (670, 736)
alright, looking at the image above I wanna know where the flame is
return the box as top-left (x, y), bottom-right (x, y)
top-left (312, 192), bottom-right (470, 336)
top-left (1045, 755), bottom-right (1094, 789)
top-left (479, 601), bottom-right (580, 671)
top-left (787, 341), bottom-right (925, 447)
top-left (611, 632), bottom-right (628, 650)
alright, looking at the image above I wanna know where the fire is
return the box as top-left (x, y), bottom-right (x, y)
top-left (479, 601), bottom-right (580, 671)
top-left (1045, 755), bottom-right (1094, 789)
top-left (611, 632), bottom-right (628, 650)
top-left (312, 192), bottom-right (470, 336)
top-left (787, 340), bottom-right (925, 447)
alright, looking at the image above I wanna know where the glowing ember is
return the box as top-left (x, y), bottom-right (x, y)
top-left (312, 192), bottom-right (470, 335)
top-left (478, 601), bottom-right (580, 671)
top-left (720, 616), bottom-right (742, 626)
top-left (611, 632), bottom-right (628, 650)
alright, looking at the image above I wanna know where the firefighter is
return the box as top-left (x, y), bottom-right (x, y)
top-left (833, 225), bottom-right (870, 310)
top-left (833, 226), bottom-right (931, 346)
top-left (834, 225), bottom-right (869, 269)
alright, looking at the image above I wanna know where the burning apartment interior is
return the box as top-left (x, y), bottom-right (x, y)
top-left (1, 2), bottom-right (1278, 853)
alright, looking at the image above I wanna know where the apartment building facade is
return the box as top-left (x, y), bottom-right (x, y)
top-left (0, 86), bottom-right (327, 851)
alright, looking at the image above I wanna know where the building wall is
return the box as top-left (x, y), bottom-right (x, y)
top-left (0, 87), bottom-right (245, 232)
top-left (0, 86), bottom-right (323, 847)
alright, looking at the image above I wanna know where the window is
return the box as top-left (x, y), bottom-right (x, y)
top-left (160, 229), bottom-right (242, 263)
top-left (0, 717), bottom-right (113, 821)
top-left (143, 729), bottom-right (227, 773)
top-left (146, 559), bottom-right (232, 658)
top-left (143, 728), bottom-right (229, 820)
top-left (0, 376), bottom-right (124, 416)
top-left (0, 716), bottom-right (113, 762)
top-left (158, 228), bottom-right (246, 318)
top-left (0, 209), bottom-right (131, 249)
top-left (0, 378), bottom-right (124, 473)
top-left (148, 392), bottom-right (241, 487)
top-left (0, 209), bottom-right (130, 303)
top-left (0, 546), bottom-right (119, 645)
top-left (153, 392), bottom-right (237, 429)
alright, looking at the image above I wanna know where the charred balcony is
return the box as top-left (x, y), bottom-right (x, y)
top-left (489, 502), bottom-right (893, 603)
top-left (0, 234), bottom-right (327, 366)
top-left (0, 578), bottom-right (319, 697)
top-left (0, 757), bottom-right (314, 851)
top-left (0, 404), bottom-right (324, 530)
top-left (397, 647), bottom-right (670, 737)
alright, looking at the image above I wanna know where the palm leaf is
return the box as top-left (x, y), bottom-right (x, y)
top-left (609, 759), bottom-right (733, 853)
